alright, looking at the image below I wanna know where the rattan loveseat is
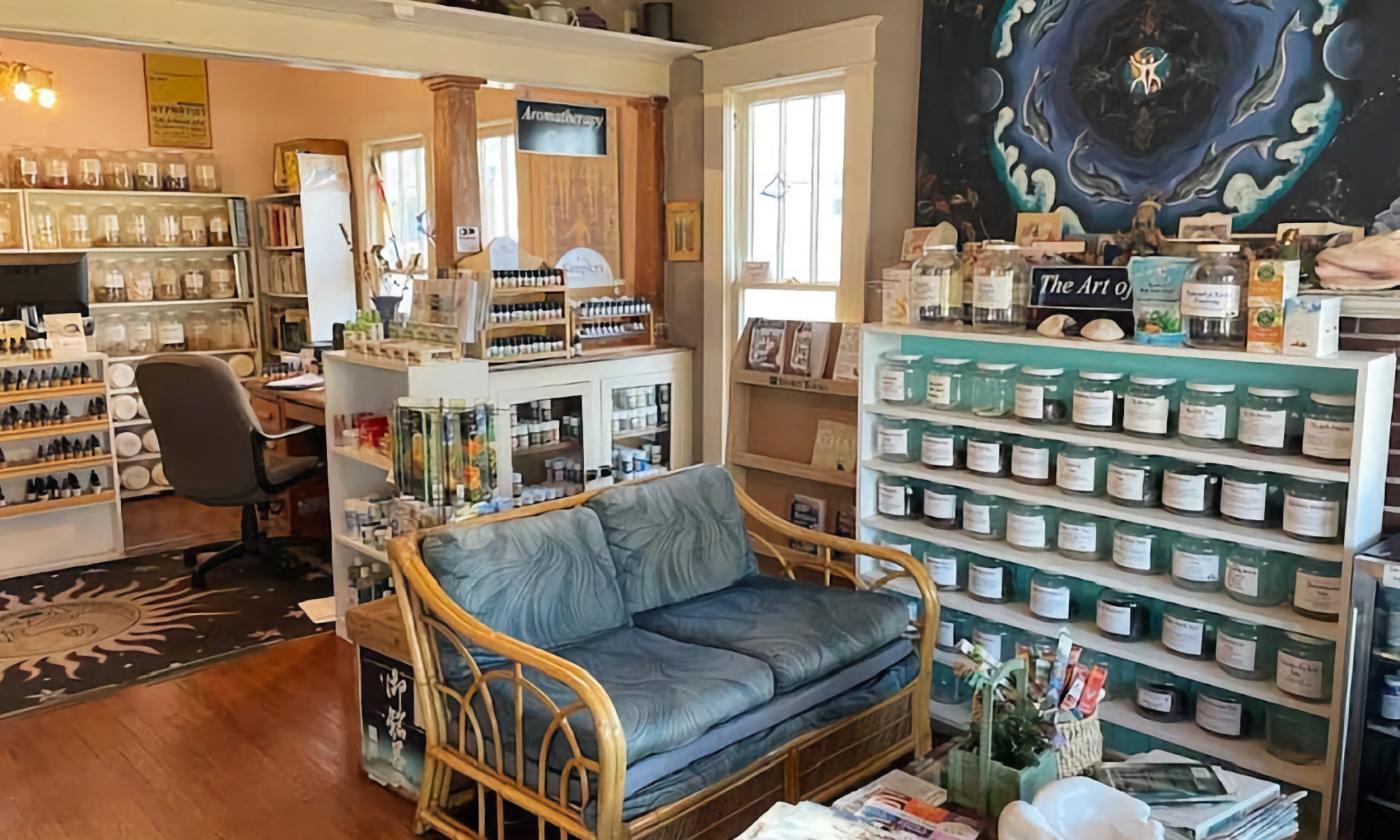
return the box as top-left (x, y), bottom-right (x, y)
top-left (387, 465), bottom-right (938, 840)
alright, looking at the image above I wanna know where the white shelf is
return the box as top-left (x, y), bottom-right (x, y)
top-left (864, 460), bottom-right (1343, 562)
top-left (107, 348), bottom-right (257, 362)
top-left (334, 532), bottom-right (388, 564)
top-left (28, 246), bottom-right (250, 255)
top-left (115, 451), bottom-right (162, 463)
top-left (331, 445), bottom-right (392, 473)
top-left (120, 485), bottom-right (172, 500)
top-left (20, 189), bottom-right (243, 200)
top-left (112, 418), bottom-right (153, 429)
top-left (91, 298), bottom-right (255, 309)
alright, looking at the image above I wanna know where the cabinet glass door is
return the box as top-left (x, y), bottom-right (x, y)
top-left (602, 374), bottom-right (674, 484)
top-left (497, 381), bottom-right (594, 506)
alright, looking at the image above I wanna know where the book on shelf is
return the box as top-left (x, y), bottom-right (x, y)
top-left (261, 201), bottom-right (304, 248)
top-left (1098, 761), bottom-right (1233, 806)
top-left (788, 493), bottom-right (827, 555)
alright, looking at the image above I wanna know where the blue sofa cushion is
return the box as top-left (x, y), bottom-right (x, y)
top-left (585, 465), bottom-right (757, 613)
top-left (634, 576), bottom-right (911, 692)
top-left (421, 507), bottom-right (630, 672)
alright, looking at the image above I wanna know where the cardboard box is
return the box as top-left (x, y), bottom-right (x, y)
top-left (1247, 259), bottom-right (1301, 354)
top-left (881, 264), bottom-right (913, 324)
top-left (1284, 296), bottom-right (1341, 357)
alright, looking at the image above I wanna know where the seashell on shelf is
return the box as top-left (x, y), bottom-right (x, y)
top-left (1037, 314), bottom-right (1076, 338)
top-left (1081, 318), bottom-right (1126, 342)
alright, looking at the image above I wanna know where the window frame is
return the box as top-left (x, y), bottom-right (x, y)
top-left (364, 134), bottom-right (432, 277)
top-left (476, 118), bottom-right (520, 246)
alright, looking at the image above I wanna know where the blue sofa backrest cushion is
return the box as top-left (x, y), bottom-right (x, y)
top-left (585, 465), bottom-right (758, 614)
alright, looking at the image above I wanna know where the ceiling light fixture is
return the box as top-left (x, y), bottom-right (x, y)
top-left (1, 56), bottom-right (57, 109)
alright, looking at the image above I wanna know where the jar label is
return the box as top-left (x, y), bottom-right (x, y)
top-left (910, 275), bottom-right (944, 311)
top-left (1056, 454), bottom-right (1097, 492)
top-left (129, 321), bottom-right (154, 342)
top-left (1059, 521), bottom-right (1098, 554)
top-left (1072, 389), bottom-right (1116, 428)
top-left (877, 369), bottom-right (906, 402)
top-left (937, 620), bottom-right (956, 649)
top-left (1114, 532), bottom-right (1155, 571)
top-left (1284, 495), bottom-right (1341, 539)
top-left (138, 161), bottom-right (159, 177)
top-left (1239, 407), bottom-right (1287, 449)
top-left (967, 441), bottom-right (1003, 474)
top-left (1225, 560), bottom-right (1260, 598)
top-left (1162, 614), bottom-right (1206, 655)
top-left (1014, 383), bottom-right (1045, 420)
top-left (963, 502), bottom-right (992, 534)
top-left (1137, 686), bottom-right (1176, 714)
top-left (1179, 403), bottom-right (1228, 440)
top-left (1294, 571), bottom-right (1342, 615)
top-left (1303, 418), bottom-right (1353, 460)
top-left (20, 159), bottom-right (37, 176)
top-left (1030, 581), bottom-right (1070, 620)
top-left (1107, 464), bottom-right (1146, 502)
top-left (1007, 511), bottom-right (1046, 549)
top-left (1163, 472), bottom-right (1208, 511)
top-left (1097, 602), bottom-right (1133, 636)
top-left (1181, 282), bottom-right (1241, 318)
top-left (927, 555), bottom-right (958, 588)
top-left (876, 483), bottom-right (908, 517)
top-left (1277, 650), bottom-right (1326, 699)
top-left (924, 489), bottom-right (957, 521)
top-left (157, 323), bottom-right (186, 344)
top-left (181, 214), bottom-right (206, 233)
top-left (876, 427), bottom-right (908, 457)
top-left (1012, 445), bottom-right (1050, 480)
top-left (921, 433), bottom-right (955, 467)
top-left (968, 564), bottom-right (1002, 599)
top-left (926, 373), bottom-right (953, 406)
top-left (1217, 634), bottom-right (1258, 672)
top-left (1173, 548), bottom-right (1220, 583)
top-left (1195, 694), bottom-right (1244, 737)
top-left (972, 269), bottom-right (1014, 309)
top-left (1221, 478), bottom-right (1268, 522)
top-left (1124, 394), bottom-right (1169, 435)
top-left (972, 628), bottom-right (1004, 662)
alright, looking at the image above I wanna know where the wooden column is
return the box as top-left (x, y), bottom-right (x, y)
top-left (423, 74), bottom-right (487, 271)
top-left (629, 95), bottom-right (668, 327)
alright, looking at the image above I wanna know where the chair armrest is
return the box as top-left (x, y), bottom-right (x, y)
top-left (259, 423), bottom-right (319, 442)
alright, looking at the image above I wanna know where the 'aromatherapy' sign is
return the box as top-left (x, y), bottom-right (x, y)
top-left (516, 100), bottom-right (608, 157)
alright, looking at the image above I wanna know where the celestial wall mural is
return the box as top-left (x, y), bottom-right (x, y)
top-left (915, 0), bottom-right (1399, 238)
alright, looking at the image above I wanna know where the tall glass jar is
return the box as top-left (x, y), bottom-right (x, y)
top-left (133, 151), bottom-right (161, 191)
top-left (185, 309), bottom-right (214, 351)
top-left (971, 243), bottom-right (1028, 332)
top-left (217, 307), bottom-right (252, 350)
top-left (10, 147), bottom-right (39, 188)
top-left (179, 205), bottom-right (209, 247)
top-left (1162, 462), bottom-right (1220, 517)
top-left (125, 311), bottom-right (157, 355)
top-left (157, 311), bottom-right (187, 351)
top-left (1220, 468), bottom-right (1281, 528)
top-left (1292, 558), bottom-right (1342, 621)
top-left (152, 204), bottom-right (181, 248)
top-left (120, 206), bottom-right (152, 247)
top-left (920, 423), bottom-right (965, 469)
top-left (41, 148), bottom-right (72, 189)
top-left (1302, 393), bottom-right (1354, 464)
top-left (925, 357), bottom-right (971, 410)
top-left (91, 204), bottom-right (122, 247)
top-left (876, 352), bottom-right (924, 405)
top-left (968, 557), bottom-right (1013, 603)
top-left (209, 259), bottom-right (238, 299)
top-left (909, 244), bottom-right (963, 324)
top-left (161, 152), bottom-right (190, 192)
top-left (1217, 619), bottom-right (1276, 681)
top-left (103, 152), bottom-right (134, 191)
top-left (1010, 436), bottom-right (1056, 486)
top-left (93, 261), bottom-right (127, 303)
top-left (1224, 548), bottom-right (1291, 607)
top-left (1058, 511), bottom-right (1111, 561)
top-left (28, 202), bottom-right (59, 249)
top-left (1276, 632), bottom-right (1333, 702)
top-left (1238, 387), bottom-right (1302, 454)
top-left (1056, 444), bottom-right (1108, 496)
top-left (1123, 375), bottom-right (1178, 438)
top-left (1106, 452), bottom-right (1163, 508)
top-left (962, 493), bottom-right (1006, 541)
top-left (1162, 604), bottom-right (1216, 659)
top-left (0, 200), bottom-right (15, 250)
top-left (1183, 243), bottom-right (1248, 349)
top-left (1014, 367), bottom-right (1069, 424)
top-left (1029, 572), bottom-right (1074, 620)
top-left (1171, 536), bottom-right (1226, 592)
top-left (207, 207), bottom-right (233, 247)
top-left (1179, 382), bottom-right (1238, 446)
top-left (921, 483), bottom-right (962, 529)
top-left (875, 416), bottom-right (918, 463)
top-left (1007, 502), bottom-right (1056, 551)
top-left (1072, 372), bottom-right (1125, 431)
top-left (154, 258), bottom-right (183, 301)
top-left (192, 154), bottom-right (221, 193)
top-left (965, 430), bottom-right (1009, 477)
top-left (181, 259), bottom-right (209, 300)
top-left (73, 149), bottom-right (103, 190)
top-left (971, 362), bottom-right (1017, 417)
top-left (1282, 478), bottom-right (1346, 544)
top-left (95, 314), bottom-right (129, 354)
top-left (60, 203), bottom-right (91, 250)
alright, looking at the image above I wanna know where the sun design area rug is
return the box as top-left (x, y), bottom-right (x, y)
top-left (0, 550), bottom-right (332, 718)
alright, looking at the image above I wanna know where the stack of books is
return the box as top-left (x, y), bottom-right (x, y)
top-left (1109, 751), bottom-right (1302, 840)
top-left (735, 771), bottom-right (981, 840)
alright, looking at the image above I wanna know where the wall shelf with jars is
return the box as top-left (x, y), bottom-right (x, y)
top-left (857, 323), bottom-right (1394, 839)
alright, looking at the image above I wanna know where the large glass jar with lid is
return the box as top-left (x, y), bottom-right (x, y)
top-left (156, 311), bottom-right (187, 351)
top-left (120, 206), bottom-right (152, 247)
top-left (1302, 393), bottom-right (1354, 463)
top-left (920, 423), bottom-right (965, 469)
top-left (1162, 604), bottom-right (1216, 659)
top-left (1238, 387), bottom-right (1302, 454)
top-left (921, 483), bottom-right (962, 529)
top-left (1217, 619), bottom-right (1276, 681)
top-left (973, 622), bottom-right (1019, 663)
top-left (968, 557), bottom-right (1013, 603)
top-left (1010, 436), bottom-right (1056, 486)
top-left (10, 147), bottom-right (39, 188)
top-left (1029, 572), bottom-right (1075, 620)
top-left (875, 474), bottom-right (917, 519)
top-left (1107, 452), bottom-right (1163, 507)
top-left (1058, 511), bottom-right (1110, 561)
top-left (1267, 706), bottom-right (1328, 765)
top-left (1056, 444), bottom-right (1108, 496)
top-left (875, 416), bottom-right (918, 463)
top-left (125, 311), bottom-right (157, 355)
top-left (0, 199), bottom-right (16, 250)
top-left (181, 259), bottom-right (209, 300)
top-left (1178, 382), bottom-right (1237, 446)
top-left (93, 261), bottom-right (127, 303)
top-left (1292, 558), bottom-right (1342, 621)
top-left (1171, 536), bottom-right (1226, 592)
top-left (192, 154), bottom-right (221, 194)
top-left (938, 610), bottom-right (974, 651)
top-left (1072, 372), bottom-right (1125, 431)
top-left (876, 352), bottom-right (925, 405)
top-left (28, 202), bottom-right (59, 250)
top-left (161, 152), bottom-right (191, 192)
top-left (1276, 632), bottom-right (1333, 702)
top-left (1282, 478), bottom-right (1346, 544)
top-left (965, 430), bottom-right (1010, 477)
top-left (1136, 667), bottom-right (1190, 722)
top-left (1225, 547), bottom-right (1291, 607)
top-left (1123, 375), bottom-right (1178, 438)
top-left (41, 148), bottom-right (72, 189)
top-left (962, 493), bottom-right (1006, 541)
top-left (91, 204), bottom-right (122, 248)
top-left (134, 151), bottom-right (161, 191)
top-left (970, 243), bottom-right (1029, 332)
top-left (95, 315), bottom-right (129, 355)
top-left (216, 307), bottom-right (252, 351)
top-left (1220, 468), bottom-right (1281, 527)
top-left (73, 149), bottom-right (103, 190)
top-left (1113, 522), bottom-right (1169, 575)
top-left (179, 205), bottom-right (209, 247)
top-left (1014, 367), bottom-right (1068, 424)
top-left (209, 258), bottom-right (238, 300)
top-left (1183, 243), bottom-right (1248, 349)
top-left (1096, 590), bottom-right (1150, 640)
top-left (925, 357), bottom-right (971, 410)
top-left (971, 362), bottom-right (1018, 417)
top-left (1195, 685), bottom-right (1253, 740)
top-left (1162, 462), bottom-right (1220, 516)
top-left (1006, 502), bottom-right (1056, 551)
top-left (60, 203), bottom-right (91, 250)
top-left (207, 207), bottom-right (233, 248)
top-left (153, 258), bottom-right (183, 301)
top-left (184, 309), bottom-right (214, 351)
top-left (102, 152), bottom-right (134, 191)
top-left (909, 244), bottom-right (963, 324)
top-left (153, 204), bottom-right (181, 248)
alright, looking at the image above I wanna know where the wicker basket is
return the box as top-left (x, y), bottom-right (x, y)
top-left (1055, 713), bottom-right (1103, 778)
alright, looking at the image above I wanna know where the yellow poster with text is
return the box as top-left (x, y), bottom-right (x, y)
top-left (144, 54), bottom-right (212, 149)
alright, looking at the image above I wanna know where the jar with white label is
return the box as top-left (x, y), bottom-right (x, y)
top-left (1220, 468), bottom-right (1281, 528)
top-left (1029, 572), bottom-right (1075, 620)
top-left (1007, 502), bottom-right (1056, 551)
top-left (1113, 522), bottom-right (1170, 575)
top-left (924, 547), bottom-right (967, 591)
top-left (1123, 375), bottom-right (1178, 438)
top-left (1266, 706), bottom-right (1327, 765)
top-left (1072, 371), bottom-right (1126, 431)
top-left (1380, 674), bottom-right (1400, 722)
top-left (1217, 619), bottom-right (1276, 681)
top-left (1162, 462), bottom-right (1220, 517)
top-left (937, 609), bottom-right (974, 651)
top-left (1162, 604), bottom-right (1216, 659)
top-left (1178, 382), bottom-right (1238, 447)
top-left (1292, 558), bottom-right (1342, 621)
top-left (1302, 393), bottom-right (1354, 464)
top-left (1135, 668), bottom-right (1190, 722)
top-left (1195, 685), bottom-right (1252, 739)
top-left (925, 358), bottom-right (972, 411)
top-left (1282, 478), bottom-right (1346, 544)
top-left (972, 621), bottom-right (1019, 663)
top-left (1171, 536), bottom-right (1225, 592)
top-left (1107, 452), bottom-right (1163, 508)
top-left (921, 482), bottom-right (963, 530)
top-left (1238, 387), bottom-right (1302, 454)
top-left (910, 245), bottom-right (964, 324)
top-left (875, 416), bottom-right (918, 463)
top-left (968, 556), bottom-right (1013, 603)
top-left (875, 474), bottom-right (917, 519)
top-left (965, 430), bottom-right (1010, 477)
top-left (971, 362), bottom-right (1018, 417)
top-left (1096, 590), bottom-right (1150, 640)
top-left (1010, 436), bottom-right (1057, 486)
top-left (1276, 632), bottom-right (1333, 702)
top-left (919, 423), bottom-right (965, 470)
top-left (1183, 243), bottom-right (1248, 349)
top-left (876, 352), bottom-right (924, 406)
top-left (1058, 511), bottom-right (1111, 561)
top-left (1056, 444), bottom-right (1108, 496)
top-left (970, 242), bottom-right (1029, 333)
top-left (1224, 547), bottom-right (1291, 607)
top-left (1014, 367), bottom-right (1069, 424)
top-left (962, 493), bottom-right (1006, 541)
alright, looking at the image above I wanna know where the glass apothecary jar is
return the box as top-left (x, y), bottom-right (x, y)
top-left (965, 430), bottom-right (1010, 477)
top-left (1238, 387), bottom-right (1302, 454)
top-left (207, 208), bottom-right (232, 248)
top-left (1007, 502), bottom-right (1056, 551)
top-left (1010, 436), bottom-right (1056, 486)
top-left (1123, 375), bottom-right (1178, 438)
top-left (1162, 462), bottom-right (1220, 517)
top-left (134, 151), bottom-right (161, 191)
top-left (125, 311), bottom-right (156, 355)
top-left (1183, 244), bottom-right (1248, 349)
top-left (1058, 511), bottom-right (1111, 562)
top-left (1097, 590), bottom-right (1150, 640)
top-left (1282, 478), bottom-right (1346, 544)
top-left (938, 610), bottom-right (974, 651)
top-left (192, 154), bottom-right (221, 194)
top-left (60, 203), bottom-right (91, 250)
top-left (1171, 536), bottom-right (1226, 592)
top-left (875, 474), bottom-right (917, 519)
top-left (1195, 685), bottom-right (1252, 739)
top-left (103, 152), bottom-right (134, 191)
top-left (161, 152), bottom-right (190, 192)
top-left (209, 259), bottom-right (238, 300)
top-left (1029, 572), bottom-right (1074, 620)
top-left (932, 663), bottom-right (971, 705)
top-left (1014, 367), bottom-right (1068, 424)
top-left (1056, 444), bottom-right (1108, 496)
top-left (185, 309), bottom-right (214, 351)
top-left (1266, 706), bottom-right (1327, 765)
top-left (921, 483), bottom-right (962, 529)
top-left (179, 205), bottom-right (209, 247)
top-left (925, 357), bottom-right (971, 411)
top-left (0, 199), bottom-right (16, 250)
top-left (919, 423), bottom-right (964, 469)
top-left (971, 362), bottom-right (1018, 417)
top-left (10, 147), bottom-right (39, 188)
top-left (1107, 452), bottom-right (1162, 508)
top-left (1178, 382), bottom-right (1237, 447)
top-left (216, 307), bottom-right (252, 350)
top-left (910, 244), bottom-right (963, 324)
top-left (1220, 468), bottom-right (1281, 528)
top-left (181, 259), bottom-right (208, 300)
top-left (93, 261), bottom-right (127, 303)
top-left (968, 556), bottom-right (1013, 604)
top-left (153, 258), bottom-right (183, 301)
top-left (924, 546), bottom-right (967, 591)
top-left (120, 206), bottom-right (152, 247)
top-left (970, 242), bottom-right (1028, 333)
top-left (1135, 668), bottom-right (1190, 722)
top-left (962, 493), bottom-right (1006, 541)
top-left (41, 148), bottom-right (72, 189)
top-left (1276, 632), bottom-right (1333, 702)
top-left (875, 415), bottom-right (918, 463)
top-left (92, 204), bottom-right (122, 248)
top-left (972, 622), bottom-right (1018, 663)
top-left (28, 202), bottom-right (59, 250)
top-left (1292, 558), bottom-right (1342, 622)
top-left (1072, 372), bottom-right (1125, 431)
top-left (1217, 619), bottom-right (1276, 681)
top-left (74, 149), bottom-right (103, 190)
top-left (152, 204), bottom-right (181, 248)
top-left (95, 314), bottom-right (129, 354)
top-left (1162, 604), bottom-right (1216, 659)
top-left (1302, 393), bottom-right (1354, 464)
top-left (1224, 548), bottom-right (1291, 607)
top-left (876, 352), bottom-right (924, 405)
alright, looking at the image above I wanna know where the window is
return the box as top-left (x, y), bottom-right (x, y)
top-left (478, 122), bottom-right (520, 245)
top-left (368, 138), bottom-right (430, 273)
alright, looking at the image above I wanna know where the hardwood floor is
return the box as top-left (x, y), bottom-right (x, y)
top-left (0, 634), bottom-right (418, 839)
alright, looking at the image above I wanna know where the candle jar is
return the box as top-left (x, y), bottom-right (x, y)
top-left (1072, 371), bottom-right (1126, 431)
top-left (152, 204), bottom-right (181, 247)
top-left (10, 147), bottom-right (40, 188)
top-left (161, 152), bottom-right (191, 191)
top-left (1266, 706), bottom-right (1328, 765)
top-left (1282, 478), bottom-right (1346, 544)
top-left (153, 258), bottom-right (183, 301)
top-left (971, 362), bottom-right (1018, 417)
top-left (208, 259), bottom-right (238, 299)
top-left (119, 206), bottom-right (152, 247)
top-left (965, 430), bottom-right (1010, 477)
top-left (1162, 604), bottom-right (1216, 660)
top-left (1058, 511), bottom-right (1111, 562)
top-left (1029, 572), bottom-right (1075, 621)
top-left (179, 204), bottom-right (209, 247)
top-left (921, 483), bottom-right (962, 529)
top-left (102, 152), bottom-right (134, 191)
top-left (972, 621), bottom-right (1019, 663)
top-left (1238, 387), bottom-right (1303, 454)
top-left (1162, 462), bottom-right (1220, 517)
top-left (1097, 590), bottom-right (1150, 640)
top-left (925, 357), bottom-right (972, 410)
top-left (41, 148), bottom-right (72, 189)
top-left (876, 351), bottom-right (924, 405)
top-left (1007, 502), bottom-right (1056, 552)
top-left (1183, 244), bottom-right (1248, 349)
top-left (924, 546), bottom-right (967, 591)
top-left (1220, 468), bottom-right (1282, 528)
top-left (28, 202), bottom-right (59, 249)
top-left (1123, 375), bottom-right (1179, 438)
top-left (875, 415), bottom-right (918, 463)
top-left (1107, 452), bottom-right (1163, 508)
top-left (968, 557), bottom-right (1013, 604)
top-left (1292, 558), bottom-right (1342, 621)
top-left (73, 149), bottom-right (103, 190)
top-left (181, 259), bottom-right (209, 300)
top-left (938, 610), bottom-right (974, 651)
top-left (1179, 382), bottom-right (1238, 447)
top-left (962, 493), bottom-right (1006, 541)
top-left (875, 474), bottom-right (917, 519)
top-left (1135, 668), bottom-right (1190, 722)
top-left (1224, 548), bottom-right (1291, 607)
top-left (1014, 366), bottom-right (1069, 424)
top-left (134, 151), bottom-right (161, 191)
top-left (1171, 536), bottom-right (1226, 592)
top-left (1217, 619), bottom-right (1276, 681)
top-left (1056, 444), bottom-right (1108, 496)
top-left (191, 154), bottom-right (221, 194)
top-left (1302, 393), bottom-right (1354, 464)
top-left (1011, 436), bottom-right (1056, 486)
top-left (91, 204), bottom-right (122, 248)
top-left (1195, 685), bottom-right (1252, 739)
top-left (1276, 632), bottom-right (1334, 702)
top-left (920, 423), bottom-right (965, 470)
top-left (970, 242), bottom-right (1029, 333)
top-left (60, 203), bottom-right (91, 249)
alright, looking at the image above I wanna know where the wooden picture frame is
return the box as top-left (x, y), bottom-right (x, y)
top-left (665, 200), bottom-right (701, 261)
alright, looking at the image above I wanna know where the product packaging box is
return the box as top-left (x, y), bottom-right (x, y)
top-left (881, 264), bottom-right (912, 324)
top-left (1283, 296), bottom-right (1341, 357)
top-left (1246, 259), bottom-right (1301, 354)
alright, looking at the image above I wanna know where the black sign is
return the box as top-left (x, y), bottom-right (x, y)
top-left (516, 100), bottom-right (608, 157)
top-left (1029, 266), bottom-right (1134, 333)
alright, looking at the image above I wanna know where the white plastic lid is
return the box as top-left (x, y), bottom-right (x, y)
top-left (933, 357), bottom-right (972, 365)
top-left (986, 242), bottom-right (1020, 252)
top-left (977, 362), bottom-right (1018, 371)
top-left (1079, 371), bottom-right (1123, 381)
top-left (1247, 387), bottom-right (1300, 398)
top-left (884, 353), bottom-right (922, 362)
top-left (1186, 381), bottom-right (1236, 393)
top-left (1197, 243), bottom-right (1241, 253)
top-left (1022, 367), bottom-right (1065, 376)
top-left (1310, 392), bottom-right (1355, 408)
top-left (924, 243), bottom-right (958, 251)
top-left (1130, 375), bottom-right (1178, 386)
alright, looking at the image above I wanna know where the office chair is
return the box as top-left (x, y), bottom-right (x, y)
top-left (135, 355), bottom-right (326, 588)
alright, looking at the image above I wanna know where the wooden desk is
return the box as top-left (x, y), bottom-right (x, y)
top-left (246, 381), bottom-right (327, 429)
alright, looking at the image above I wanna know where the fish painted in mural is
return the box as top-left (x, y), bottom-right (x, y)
top-left (1026, 0), bottom-right (1071, 46)
top-left (1231, 9), bottom-right (1308, 126)
top-left (1229, 0), bottom-right (1274, 8)
top-left (1067, 131), bottom-right (1132, 204)
top-left (1022, 67), bottom-right (1055, 151)
top-left (1165, 136), bottom-right (1277, 204)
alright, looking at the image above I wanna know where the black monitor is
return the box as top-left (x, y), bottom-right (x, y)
top-left (0, 254), bottom-right (89, 323)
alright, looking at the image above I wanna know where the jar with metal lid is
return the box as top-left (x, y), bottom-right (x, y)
top-left (875, 416), bottom-right (918, 463)
top-left (876, 352), bottom-right (925, 406)
top-left (971, 362), bottom-right (1018, 417)
top-left (1014, 367), bottom-right (1068, 424)
top-left (1217, 619), bottom-right (1276, 681)
top-left (1056, 444), bottom-right (1108, 496)
top-left (1162, 604), bottom-right (1216, 659)
top-left (1183, 243), bottom-right (1248, 349)
top-left (1302, 393), bottom-right (1354, 463)
top-left (1238, 387), bottom-right (1303, 454)
top-left (909, 244), bottom-right (964, 324)
top-left (925, 357), bottom-right (972, 410)
top-left (875, 474), bottom-right (917, 519)
top-left (919, 423), bottom-right (965, 469)
top-left (970, 242), bottom-right (1029, 332)
top-left (1171, 536), bottom-right (1226, 592)
top-left (965, 429), bottom-right (1010, 477)
top-left (962, 493), bottom-right (1006, 541)
top-left (1276, 632), bottom-right (1333, 702)
top-left (1011, 436), bottom-right (1057, 486)
top-left (924, 546), bottom-right (967, 590)
top-left (937, 610), bottom-right (975, 651)
top-left (1058, 511), bottom-right (1111, 562)
top-left (1266, 706), bottom-right (1327, 765)
top-left (1029, 572), bottom-right (1075, 620)
top-left (1195, 685), bottom-right (1252, 739)
top-left (972, 621), bottom-right (1019, 663)
top-left (1135, 668), bottom-right (1190, 722)
top-left (1292, 558), bottom-right (1342, 621)
top-left (1282, 478), bottom-right (1345, 543)
top-left (1220, 468), bottom-right (1282, 528)
top-left (1224, 547), bottom-right (1291, 607)
top-left (1162, 462), bottom-right (1220, 516)
top-left (968, 556), bottom-right (1013, 603)
top-left (1107, 452), bottom-right (1163, 507)
top-left (1007, 502), bottom-right (1056, 551)
top-left (921, 482), bottom-right (962, 530)
top-left (1123, 375), bottom-right (1178, 438)
top-left (1097, 590), bottom-right (1150, 641)
top-left (1178, 382), bottom-right (1238, 446)
top-left (1072, 371), bottom-right (1125, 431)
top-left (133, 150), bottom-right (161, 191)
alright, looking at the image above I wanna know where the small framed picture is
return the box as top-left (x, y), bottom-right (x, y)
top-left (666, 201), bottom-right (701, 261)
top-left (1015, 212), bottom-right (1064, 247)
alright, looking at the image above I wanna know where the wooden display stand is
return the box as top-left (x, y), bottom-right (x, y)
top-left (456, 241), bottom-right (572, 364)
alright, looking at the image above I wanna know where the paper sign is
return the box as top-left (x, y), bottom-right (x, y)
top-left (556, 247), bottom-right (614, 288)
top-left (742, 261), bottom-right (772, 283)
top-left (487, 236), bottom-right (521, 272)
top-left (144, 54), bottom-right (212, 149)
top-left (517, 100), bottom-right (607, 157)
top-left (455, 225), bottom-right (482, 254)
top-left (43, 314), bottom-right (88, 360)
